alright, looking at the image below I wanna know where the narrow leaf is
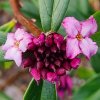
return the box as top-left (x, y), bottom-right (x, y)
top-left (73, 74), bottom-right (100, 100)
top-left (51, 0), bottom-right (70, 31)
top-left (91, 49), bottom-right (100, 73)
top-left (0, 92), bottom-right (11, 100)
top-left (41, 80), bottom-right (57, 100)
top-left (24, 79), bottom-right (43, 100)
top-left (24, 79), bottom-right (57, 100)
top-left (39, 0), bottom-right (54, 32)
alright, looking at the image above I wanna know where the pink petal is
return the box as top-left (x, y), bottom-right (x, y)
top-left (15, 28), bottom-right (25, 41)
top-left (13, 50), bottom-right (22, 66)
top-left (81, 16), bottom-right (97, 37)
top-left (2, 33), bottom-right (15, 51)
top-left (66, 38), bottom-right (81, 59)
top-left (4, 47), bottom-right (22, 66)
top-left (4, 47), bottom-right (18, 60)
top-left (19, 38), bottom-right (32, 52)
top-left (79, 38), bottom-right (98, 59)
top-left (30, 68), bottom-right (40, 81)
top-left (62, 17), bottom-right (81, 38)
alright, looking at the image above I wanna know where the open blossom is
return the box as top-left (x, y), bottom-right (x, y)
top-left (2, 28), bottom-right (33, 66)
top-left (62, 16), bottom-right (98, 59)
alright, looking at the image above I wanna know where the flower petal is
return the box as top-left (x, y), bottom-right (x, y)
top-left (81, 16), bottom-right (97, 37)
top-left (4, 47), bottom-right (18, 60)
top-left (79, 38), bottom-right (98, 59)
top-left (62, 17), bottom-right (81, 38)
top-left (15, 28), bottom-right (26, 41)
top-left (19, 38), bottom-right (32, 52)
top-left (13, 50), bottom-right (22, 66)
top-left (66, 38), bottom-right (81, 59)
top-left (2, 33), bottom-right (15, 51)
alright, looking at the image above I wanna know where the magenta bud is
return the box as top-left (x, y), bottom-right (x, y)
top-left (51, 45), bottom-right (57, 53)
top-left (56, 68), bottom-right (66, 75)
top-left (47, 72), bottom-right (57, 83)
top-left (33, 33), bottom-right (45, 46)
top-left (41, 69), bottom-right (48, 79)
top-left (30, 68), bottom-right (41, 81)
top-left (28, 42), bottom-right (35, 50)
top-left (55, 60), bottom-right (61, 67)
top-left (54, 33), bottom-right (64, 49)
top-left (22, 58), bottom-right (32, 68)
top-left (37, 61), bottom-right (44, 70)
top-left (61, 41), bottom-right (66, 51)
top-left (45, 59), bottom-right (49, 67)
top-left (49, 64), bottom-right (56, 71)
top-left (70, 58), bottom-right (81, 69)
top-left (45, 34), bottom-right (53, 47)
top-left (38, 46), bottom-right (45, 54)
top-left (63, 61), bottom-right (71, 70)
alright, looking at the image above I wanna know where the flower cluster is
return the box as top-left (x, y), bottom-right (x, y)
top-left (2, 16), bottom-right (98, 97)
top-left (22, 33), bottom-right (81, 83)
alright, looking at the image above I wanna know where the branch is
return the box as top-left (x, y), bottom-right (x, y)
top-left (9, 0), bottom-right (41, 37)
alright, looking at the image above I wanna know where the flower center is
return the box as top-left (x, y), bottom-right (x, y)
top-left (14, 41), bottom-right (19, 47)
top-left (76, 33), bottom-right (83, 41)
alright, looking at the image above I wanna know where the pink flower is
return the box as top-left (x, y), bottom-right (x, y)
top-left (2, 28), bottom-right (32, 66)
top-left (62, 16), bottom-right (98, 59)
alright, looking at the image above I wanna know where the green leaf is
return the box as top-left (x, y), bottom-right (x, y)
top-left (0, 92), bottom-right (11, 100)
top-left (93, 11), bottom-right (100, 32)
top-left (75, 66), bottom-right (95, 80)
top-left (91, 32), bottom-right (100, 47)
top-left (41, 80), bottom-right (57, 100)
top-left (24, 79), bottom-right (43, 100)
top-left (39, 0), bottom-right (54, 32)
top-left (24, 79), bottom-right (57, 100)
top-left (39, 0), bottom-right (70, 32)
top-left (73, 74), bottom-right (100, 100)
top-left (0, 19), bottom-right (16, 45)
top-left (0, 1), bottom-right (12, 14)
top-left (51, 0), bottom-right (70, 31)
top-left (91, 11), bottom-right (100, 46)
top-left (91, 49), bottom-right (100, 73)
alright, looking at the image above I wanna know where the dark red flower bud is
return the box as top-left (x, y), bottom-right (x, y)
top-left (56, 68), bottom-right (66, 75)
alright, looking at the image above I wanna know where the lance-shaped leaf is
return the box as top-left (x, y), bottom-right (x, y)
top-left (39, 0), bottom-right (54, 32)
top-left (24, 79), bottom-right (57, 100)
top-left (73, 74), bottom-right (100, 100)
top-left (39, 0), bottom-right (70, 32)
top-left (91, 11), bottom-right (100, 46)
top-left (51, 0), bottom-right (70, 31)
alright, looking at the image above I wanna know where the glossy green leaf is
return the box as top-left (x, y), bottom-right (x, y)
top-left (39, 0), bottom-right (54, 32)
top-left (91, 49), bottom-right (100, 73)
top-left (24, 79), bottom-right (43, 100)
top-left (24, 79), bottom-right (57, 100)
top-left (39, 0), bottom-right (70, 32)
top-left (91, 11), bottom-right (100, 46)
top-left (41, 80), bottom-right (57, 100)
top-left (73, 74), bottom-right (100, 100)
top-left (93, 11), bottom-right (100, 32)
top-left (51, 0), bottom-right (70, 31)
top-left (75, 66), bottom-right (95, 80)
top-left (0, 92), bottom-right (11, 100)
top-left (0, 19), bottom-right (16, 45)
top-left (0, 49), bottom-right (7, 62)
